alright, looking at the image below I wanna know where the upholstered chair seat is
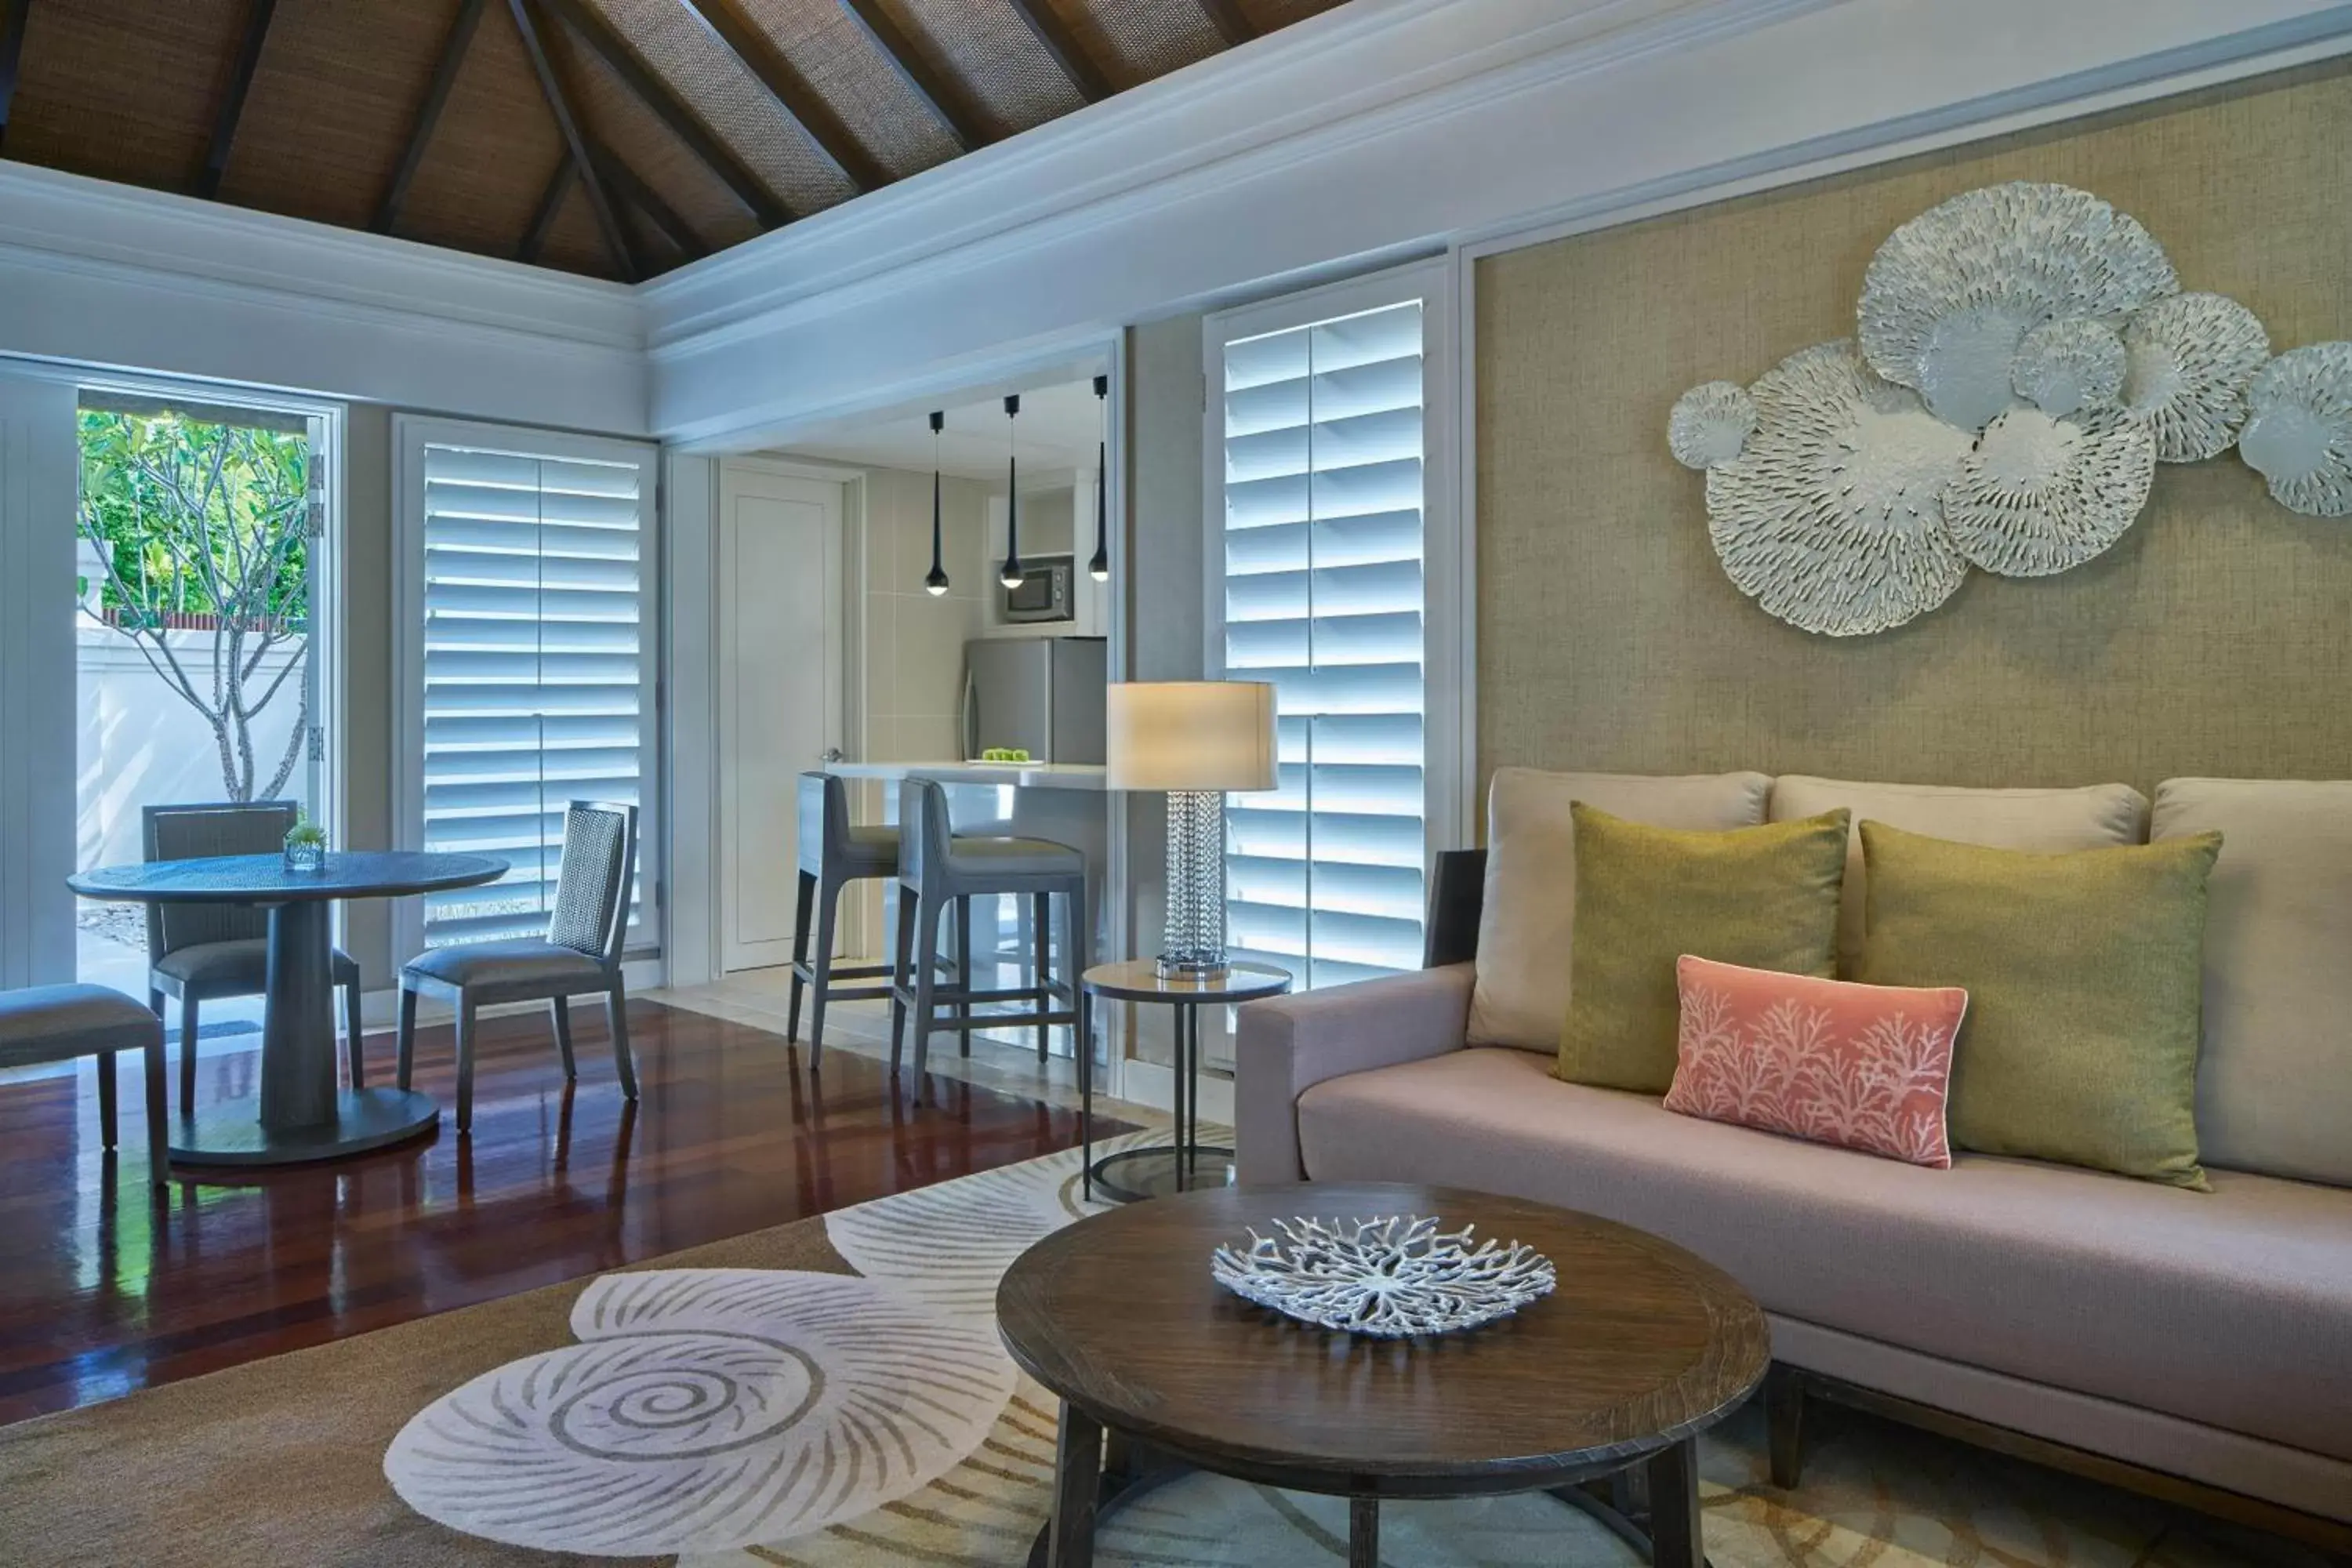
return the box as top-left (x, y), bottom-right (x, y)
top-left (154, 938), bottom-right (363, 996)
top-left (0, 983), bottom-right (169, 1185)
top-left (938, 837), bottom-right (1086, 877)
top-left (401, 939), bottom-right (608, 997)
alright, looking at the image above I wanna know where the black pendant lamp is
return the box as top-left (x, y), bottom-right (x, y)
top-left (1088, 373), bottom-right (1110, 582)
top-left (999, 394), bottom-right (1024, 589)
top-left (924, 410), bottom-right (949, 596)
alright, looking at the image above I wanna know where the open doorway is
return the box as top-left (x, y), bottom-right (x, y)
top-left (73, 391), bottom-right (333, 1044)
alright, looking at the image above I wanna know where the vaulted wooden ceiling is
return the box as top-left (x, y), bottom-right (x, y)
top-left (0, 0), bottom-right (1344, 281)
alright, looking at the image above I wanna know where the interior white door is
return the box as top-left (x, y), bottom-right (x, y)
top-left (717, 465), bottom-right (845, 974)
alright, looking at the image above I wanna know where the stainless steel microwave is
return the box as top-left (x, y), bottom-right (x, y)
top-left (1000, 556), bottom-right (1075, 623)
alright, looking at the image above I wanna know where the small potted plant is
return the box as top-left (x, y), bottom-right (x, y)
top-left (283, 814), bottom-right (328, 873)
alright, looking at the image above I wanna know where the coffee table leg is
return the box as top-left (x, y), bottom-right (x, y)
top-left (1049, 1401), bottom-right (1104, 1567)
top-left (1646, 1438), bottom-right (1704, 1568)
top-left (1348, 1497), bottom-right (1378, 1568)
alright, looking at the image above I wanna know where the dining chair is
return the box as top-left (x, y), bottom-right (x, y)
top-left (393, 800), bottom-right (640, 1133)
top-left (0, 984), bottom-right (169, 1185)
top-left (143, 800), bottom-right (365, 1110)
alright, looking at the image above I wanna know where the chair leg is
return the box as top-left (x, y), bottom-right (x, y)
top-left (787, 869), bottom-right (816, 1042)
top-left (96, 1051), bottom-right (119, 1151)
top-left (909, 893), bottom-right (943, 1101)
top-left (607, 978), bottom-right (638, 1102)
top-left (395, 985), bottom-right (419, 1090)
top-left (551, 996), bottom-right (577, 1080)
top-left (888, 885), bottom-right (918, 1077)
top-left (954, 895), bottom-right (972, 1055)
top-left (143, 1031), bottom-right (169, 1188)
top-left (344, 977), bottom-right (365, 1089)
top-left (1766, 1363), bottom-right (1807, 1489)
top-left (178, 995), bottom-right (200, 1110)
top-left (808, 874), bottom-right (840, 1062)
top-left (1033, 891), bottom-right (1052, 1062)
top-left (454, 996), bottom-right (477, 1134)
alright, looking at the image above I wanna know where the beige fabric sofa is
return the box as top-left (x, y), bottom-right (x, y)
top-left (1234, 771), bottom-right (2352, 1538)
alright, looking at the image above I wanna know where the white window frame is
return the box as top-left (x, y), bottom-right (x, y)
top-left (390, 415), bottom-right (662, 968)
top-left (1201, 256), bottom-right (1468, 985)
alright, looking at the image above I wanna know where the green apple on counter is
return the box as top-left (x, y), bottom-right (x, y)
top-left (978, 748), bottom-right (1033, 762)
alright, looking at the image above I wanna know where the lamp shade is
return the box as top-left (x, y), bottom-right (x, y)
top-left (1105, 681), bottom-right (1278, 792)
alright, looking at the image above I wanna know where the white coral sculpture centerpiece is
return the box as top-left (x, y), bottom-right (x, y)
top-left (1210, 1214), bottom-right (1555, 1338)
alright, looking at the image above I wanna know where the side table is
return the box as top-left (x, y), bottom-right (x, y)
top-left (1078, 960), bottom-right (1291, 1203)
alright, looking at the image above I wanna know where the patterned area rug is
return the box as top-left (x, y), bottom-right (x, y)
top-left (0, 1131), bottom-right (2330, 1567)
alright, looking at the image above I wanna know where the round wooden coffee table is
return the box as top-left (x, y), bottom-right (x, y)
top-left (997, 1181), bottom-right (1766, 1567)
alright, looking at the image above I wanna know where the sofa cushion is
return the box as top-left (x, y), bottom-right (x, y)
top-left (2154, 779), bottom-right (2352, 1188)
top-left (1296, 1047), bottom-right (2352, 1463)
top-left (1471, 768), bottom-right (1771, 1050)
top-left (1769, 776), bottom-right (2149, 976)
top-left (1558, 805), bottom-right (1848, 1094)
top-left (1857, 822), bottom-right (2219, 1189)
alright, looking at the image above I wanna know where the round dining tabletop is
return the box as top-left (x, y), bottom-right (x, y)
top-left (67, 850), bottom-right (508, 1169)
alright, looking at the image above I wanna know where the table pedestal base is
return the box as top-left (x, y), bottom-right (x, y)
top-left (169, 1087), bottom-right (439, 1167)
top-left (1086, 1145), bottom-right (1234, 1203)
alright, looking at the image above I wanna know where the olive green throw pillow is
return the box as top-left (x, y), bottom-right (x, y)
top-left (1855, 822), bottom-right (2222, 1189)
top-left (1556, 804), bottom-right (1849, 1094)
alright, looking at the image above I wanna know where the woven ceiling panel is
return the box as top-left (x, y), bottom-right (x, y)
top-left (1062, 0), bottom-right (1220, 89)
top-left (881, 0), bottom-right (1084, 136)
top-left (540, 178), bottom-right (629, 278)
top-left (1240, 0), bottom-right (1348, 31)
top-left (397, 2), bottom-right (570, 261)
top-left (220, 0), bottom-right (456, 230)
top-left (734, 0), bottom-right (960, 178)
top-left (6, 0), bottom-right (243, 191)
top-left (550, 22), bottom-right (764, 257)
top-left (587, 0), bottom-right (855, 215)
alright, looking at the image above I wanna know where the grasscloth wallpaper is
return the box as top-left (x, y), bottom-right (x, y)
top-left (1477, 61), bottom-right (2352, 801)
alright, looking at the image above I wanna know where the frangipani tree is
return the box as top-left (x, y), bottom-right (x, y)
top-left (77, 408), bottom-right (314, 803)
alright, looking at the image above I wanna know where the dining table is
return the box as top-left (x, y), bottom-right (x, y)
top-left (67, 850), bottom-right (508, 1167)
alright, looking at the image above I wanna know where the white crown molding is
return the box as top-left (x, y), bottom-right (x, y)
top-left (0, 161), bottom-right (648, 432)
top-left (641, 0), bottom-right (2352, 448)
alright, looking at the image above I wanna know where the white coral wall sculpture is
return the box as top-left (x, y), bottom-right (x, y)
top-left (1668, 179), bottom-right (2352, 633)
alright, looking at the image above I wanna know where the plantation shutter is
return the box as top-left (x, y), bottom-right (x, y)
top-left (1218, 299), bottom-right (1427, 988)
top-left (416, 441), bottom-right (650, 949)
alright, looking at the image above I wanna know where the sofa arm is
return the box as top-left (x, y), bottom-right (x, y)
top-left (1233, 963), bottom-right (1475, 1185)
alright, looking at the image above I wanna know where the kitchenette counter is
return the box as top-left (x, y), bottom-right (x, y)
top-left (825, 760), bottom-right (1108, 791)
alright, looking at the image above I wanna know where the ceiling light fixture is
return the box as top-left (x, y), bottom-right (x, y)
top-left (924, 409), bottom-right (950, 596)
top-left (1000, 394), bottom-right (1024, 590)
top-left (1089, 373), bottom-right (1111, 582)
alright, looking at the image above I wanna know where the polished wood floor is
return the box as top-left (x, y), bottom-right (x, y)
top-left (0, 999), bottom-right (1120, 1427)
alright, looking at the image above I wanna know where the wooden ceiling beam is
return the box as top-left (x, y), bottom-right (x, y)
top-left (198, 0), bottom-right (279, 198)
top-left (590, 136), bottom-right (709, 263)
top-left (375, 0), bottom-right (488, 234)
top-left (518, 151), bottom-right (576, 265)
top-left (1004, 0), bottom-right (1109, 103)
top-left (672, 0), bottom-right (891, 192)
top-left (1194, 0), bottom-right (1257, 48)
top-left (835, 0), bottom-right (990, 152)
top-left (0, 0), bottom-right (33, 155)
top-left (534, 0), bottom-right (790, 228)
top-left (508, 0), bottom-right (642, 281)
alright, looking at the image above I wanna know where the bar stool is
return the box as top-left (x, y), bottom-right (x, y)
top-left (889, 777), bottom-right (1087, 1098)
top-left (789, 771), bottom-right (960, 1063)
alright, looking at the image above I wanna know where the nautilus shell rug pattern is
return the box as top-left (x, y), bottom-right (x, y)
top-left (0, 1127), bottom-right (2325, 1566)
top-left (1671, 180), bottom-right (2352, 636)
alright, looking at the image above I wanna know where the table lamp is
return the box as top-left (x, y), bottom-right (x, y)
top-left (1105, 681), bottom-right (1279, 980)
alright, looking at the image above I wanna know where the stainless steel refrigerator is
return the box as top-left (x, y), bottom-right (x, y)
top-left (962, 637), bottom-right (1107, 763)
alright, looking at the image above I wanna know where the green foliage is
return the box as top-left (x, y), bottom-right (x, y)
top-left (77, 409), bottom-right (310, 625)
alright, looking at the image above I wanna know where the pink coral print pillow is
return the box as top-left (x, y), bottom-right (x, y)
top-left (1664, 955), bottom-right (1966, 1168)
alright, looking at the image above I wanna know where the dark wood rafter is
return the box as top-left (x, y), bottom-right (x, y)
top-left (534, 0), bottom-right (789, 228)
top-left (836, 0), bottom-right (990, 151)
top-left (1004, 0), bottom-right (1110, 103)
top-left (0, 0), bottom-right (32, 154)
top-left (507, 0), bottom-right (641, 280)
top-left (672, 0), bottom-right (891, 192)
top-left (198, 0), bottom-right (280, 198)
top-left (589, 136), bottom-right (708, 262)
top-left (1194, 0), bottom-right (1257, 47)
top-left (374, 0), bottom-right (488, 234)
top-left (518, 151), bottom-right (577, 264)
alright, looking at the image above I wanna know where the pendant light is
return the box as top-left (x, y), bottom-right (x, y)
top-left (999, 393), bottom-right (1024, 589)
top-left (1088, 373), bottom-right (1110, 582)
top-left (924, 410), bottom-right (949, 596)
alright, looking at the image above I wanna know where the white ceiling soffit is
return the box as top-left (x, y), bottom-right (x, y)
top-left (643, 0), bottom-right (2352, 450)
top-left (775, 377), bottom-right (1108, 481)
